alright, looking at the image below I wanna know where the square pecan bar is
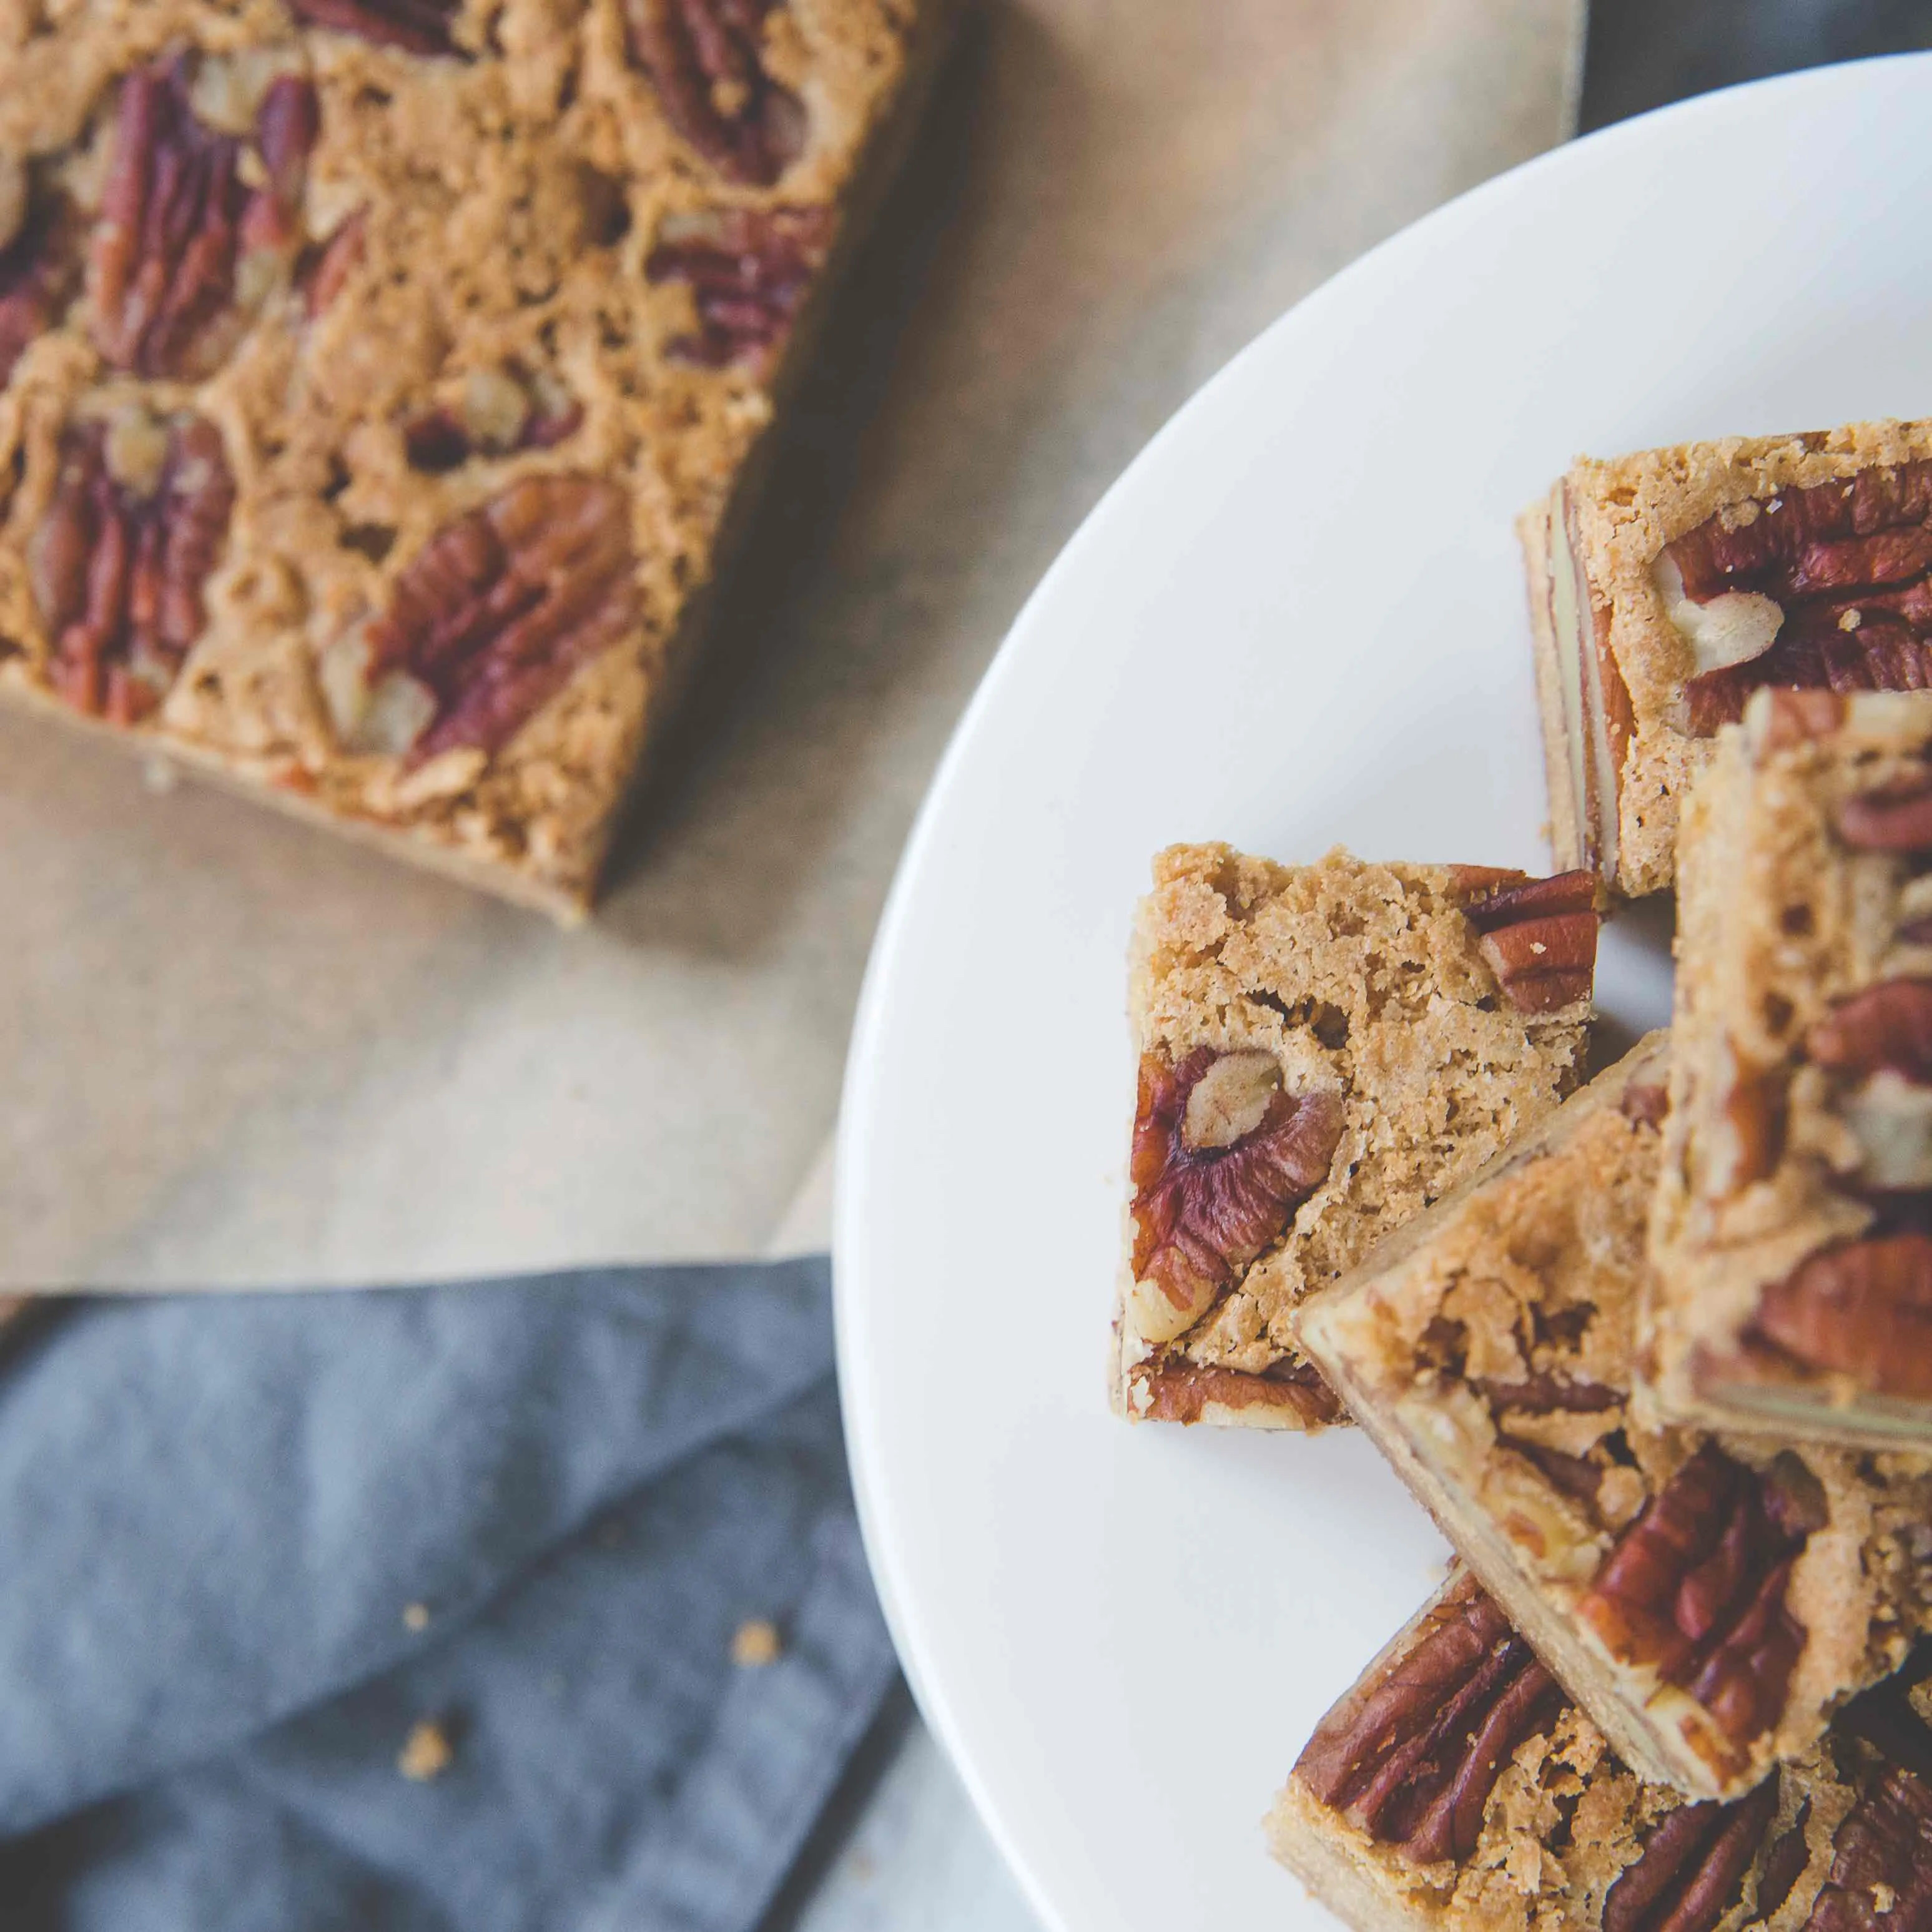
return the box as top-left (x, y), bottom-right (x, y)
top-left (1295, 1035), bottom-right (1932, 1801)
top-left (0, 0), bottom-right (954, 920)
top-left (1113, 843), bottom-right (1596, 1429)
top-left (1268, 1567), bottom-right (1931, 1932)
top-left (1648, 686), bottom-right (1932, 1451)
top-left (1520, 420), bottom-right (1932, 900)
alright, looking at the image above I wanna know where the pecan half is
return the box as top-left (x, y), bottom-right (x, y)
top-left (334, 475), bottom-right (640, 764)
top-left (1755, 687), bottom-right (1850, 752)
top-left (91, 56), bottom-right (319, 380)
top-left (1459, 869), bottom-right (1599, 1013)
top-left (645, 205), bottom-right (832, 370)
top-left (1128, 1047), bottom-right (1343, 1341)
top-left (1807, 981), bottom-right (1932, 1084)
top-left (1840, 774), bottom-right (1932, 852)
top-left (624, 0), bottom-right (806, 187)
top-left (1295, 1579), bottom-right (1562, 1865)
top-left (1130, 1359), bottom-right (1341, 1428)
top-left (299, 209), bottom-right (366, 318)
top-left (285, 0), bottom-right (461, 54)
top-left (1804, 1764), bottom-right (1932, 1932)
top-left (1667, 464), bottom-right (1932, 735)
top-left (0, 178), bottom-right (77, 390)
top-left (1577, 1444), bottom-right (1814, 1745)
top-left (28, 413), bottom-right (235, 723)
top-left (1475, 1372), bottom-right (1620, 1415)
top-left (1752, 1233), bottom-right (1932, 1399)
top-left (1603, 1777), bottom-right (1780, 1932)
top-left (1706, 1060), bottom-right (1788, 1196)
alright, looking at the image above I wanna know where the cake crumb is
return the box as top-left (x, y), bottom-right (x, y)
top-left (731, 1619), bottom-right (782, 1668)
top-left (398, 1718), bottom-right (453, 1782)
top-left (402, 1602), bottom-right (430, 1632)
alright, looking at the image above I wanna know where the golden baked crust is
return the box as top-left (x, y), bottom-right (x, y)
top-left (1298, 1035), bottom-right (1932, 1801)
top-left (1267, 1570), bottom-right (1859, 1932)
top-left (1524, 420), bottom-right (1932, 899)
top-left (0, 0), bottom-right (947, 918)
top-left (1649, 687), bottom-right (1932, 1448)
top-left (1114, 842), bottom-right (1590, 1430)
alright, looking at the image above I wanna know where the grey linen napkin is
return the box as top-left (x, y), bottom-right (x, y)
top-left (0, 1261), bottom-right (895, 1932)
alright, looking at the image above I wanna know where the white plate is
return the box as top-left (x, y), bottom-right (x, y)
top-left (834, 57), bottom-right (1932, 1932)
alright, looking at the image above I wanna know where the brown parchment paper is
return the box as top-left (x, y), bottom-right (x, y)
top-left (0, 0), bottom-right (1582, 1290)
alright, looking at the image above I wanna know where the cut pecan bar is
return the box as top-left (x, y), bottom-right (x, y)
top-left (1648, 687), bottom-right (1932, 1451)
top-left (1269, 1567), bottom-right (1931, 1932)
top-left (0, 0), bottom-right (959, 920)
top-left (1296, 1035), bottom-right (1932, 1801)
top-left (1114, 844), bottom-right (1596, 1429)
top-left (1520, 420), bottom-right (1932, 899)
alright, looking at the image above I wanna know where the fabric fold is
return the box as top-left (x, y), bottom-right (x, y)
top-left (0, 1259), bottom-right (864, 1866)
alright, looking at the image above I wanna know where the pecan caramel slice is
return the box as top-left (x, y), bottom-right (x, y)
top-left (645, 205), bottom-right (832, 371)
top-left (91, 55), bottom-right (320, 381)
top-left (1752, 1233), bottom-right (1932, 1399)
top-left (29, 412), bottom-right (235, 723)
top-left (1295, 1579), bottom-right (1562, 1865)
top-left (1603, 1777), bottom-right (1780, 1932)
top-left (624, 0), bottom-right (806, 187)
top-left (327, 475), bottom-right (639, 766)
top-left (1663, 463), bottom-right (1932, 736)
top-left (287, 0), bottom-right (462, 54)
top-left (0, 172), bottom-right (77, 390)
top-left (1458, 869), bottom-right (1599, 1014)
top-left (1577, 1444), bottom-right (1815, 1745)
top-left (1127, 1047), bottom-right (1343, 1344)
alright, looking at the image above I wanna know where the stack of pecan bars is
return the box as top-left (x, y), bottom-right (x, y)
top-left (0, 0), bottom-right (953, 919)
top-left (1116, 420), bottom-right (1932, 1927)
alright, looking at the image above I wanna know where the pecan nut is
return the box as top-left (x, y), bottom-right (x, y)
top-left (1295, 1579), bottom-right (1563, 1865)
top-left (645, 205), bottom-right (832, 370)
top-left (1576, 1444), bottom-right (1815, 1745)
top-left (1603, 1777), bottom-right (1780, 1932)
top-left (1807, 980), bottom-right (1932, 1084)
top-left (1665, 463), bottom-right (1932, 735)
top-left (91, 56), bottom-right (320, 380)
top-left (1840, 773), bottom-right (1932, 852)
top-left (1129, 1359), bottom-right (1342, 1429)
top-left (1127, 1047), bottom-right (1343, 1343)
top-left (1459, 869), bottom-right (1599, 1013)
top-left (300, 209), bottom-right (367, 319)
top-left (1752, 1233), bottom-right (1932, 1399)
top-left (624, 0), bottom-right (806, 186)
top-left (330, 475), bottom-right (639, 765)
top-left (403, 369), bottom-right (583, 471)
top-left (1805, 1763), bottom-right (1932, 1932)
top-left (285, 0), bottom-right (461, 54)
top-left (29, 412), bottom-right (235, 723)
top-left (1705, 1057), bottom-right (1788, 1197)
top-left (0, 175), bottom-right (77, 390)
